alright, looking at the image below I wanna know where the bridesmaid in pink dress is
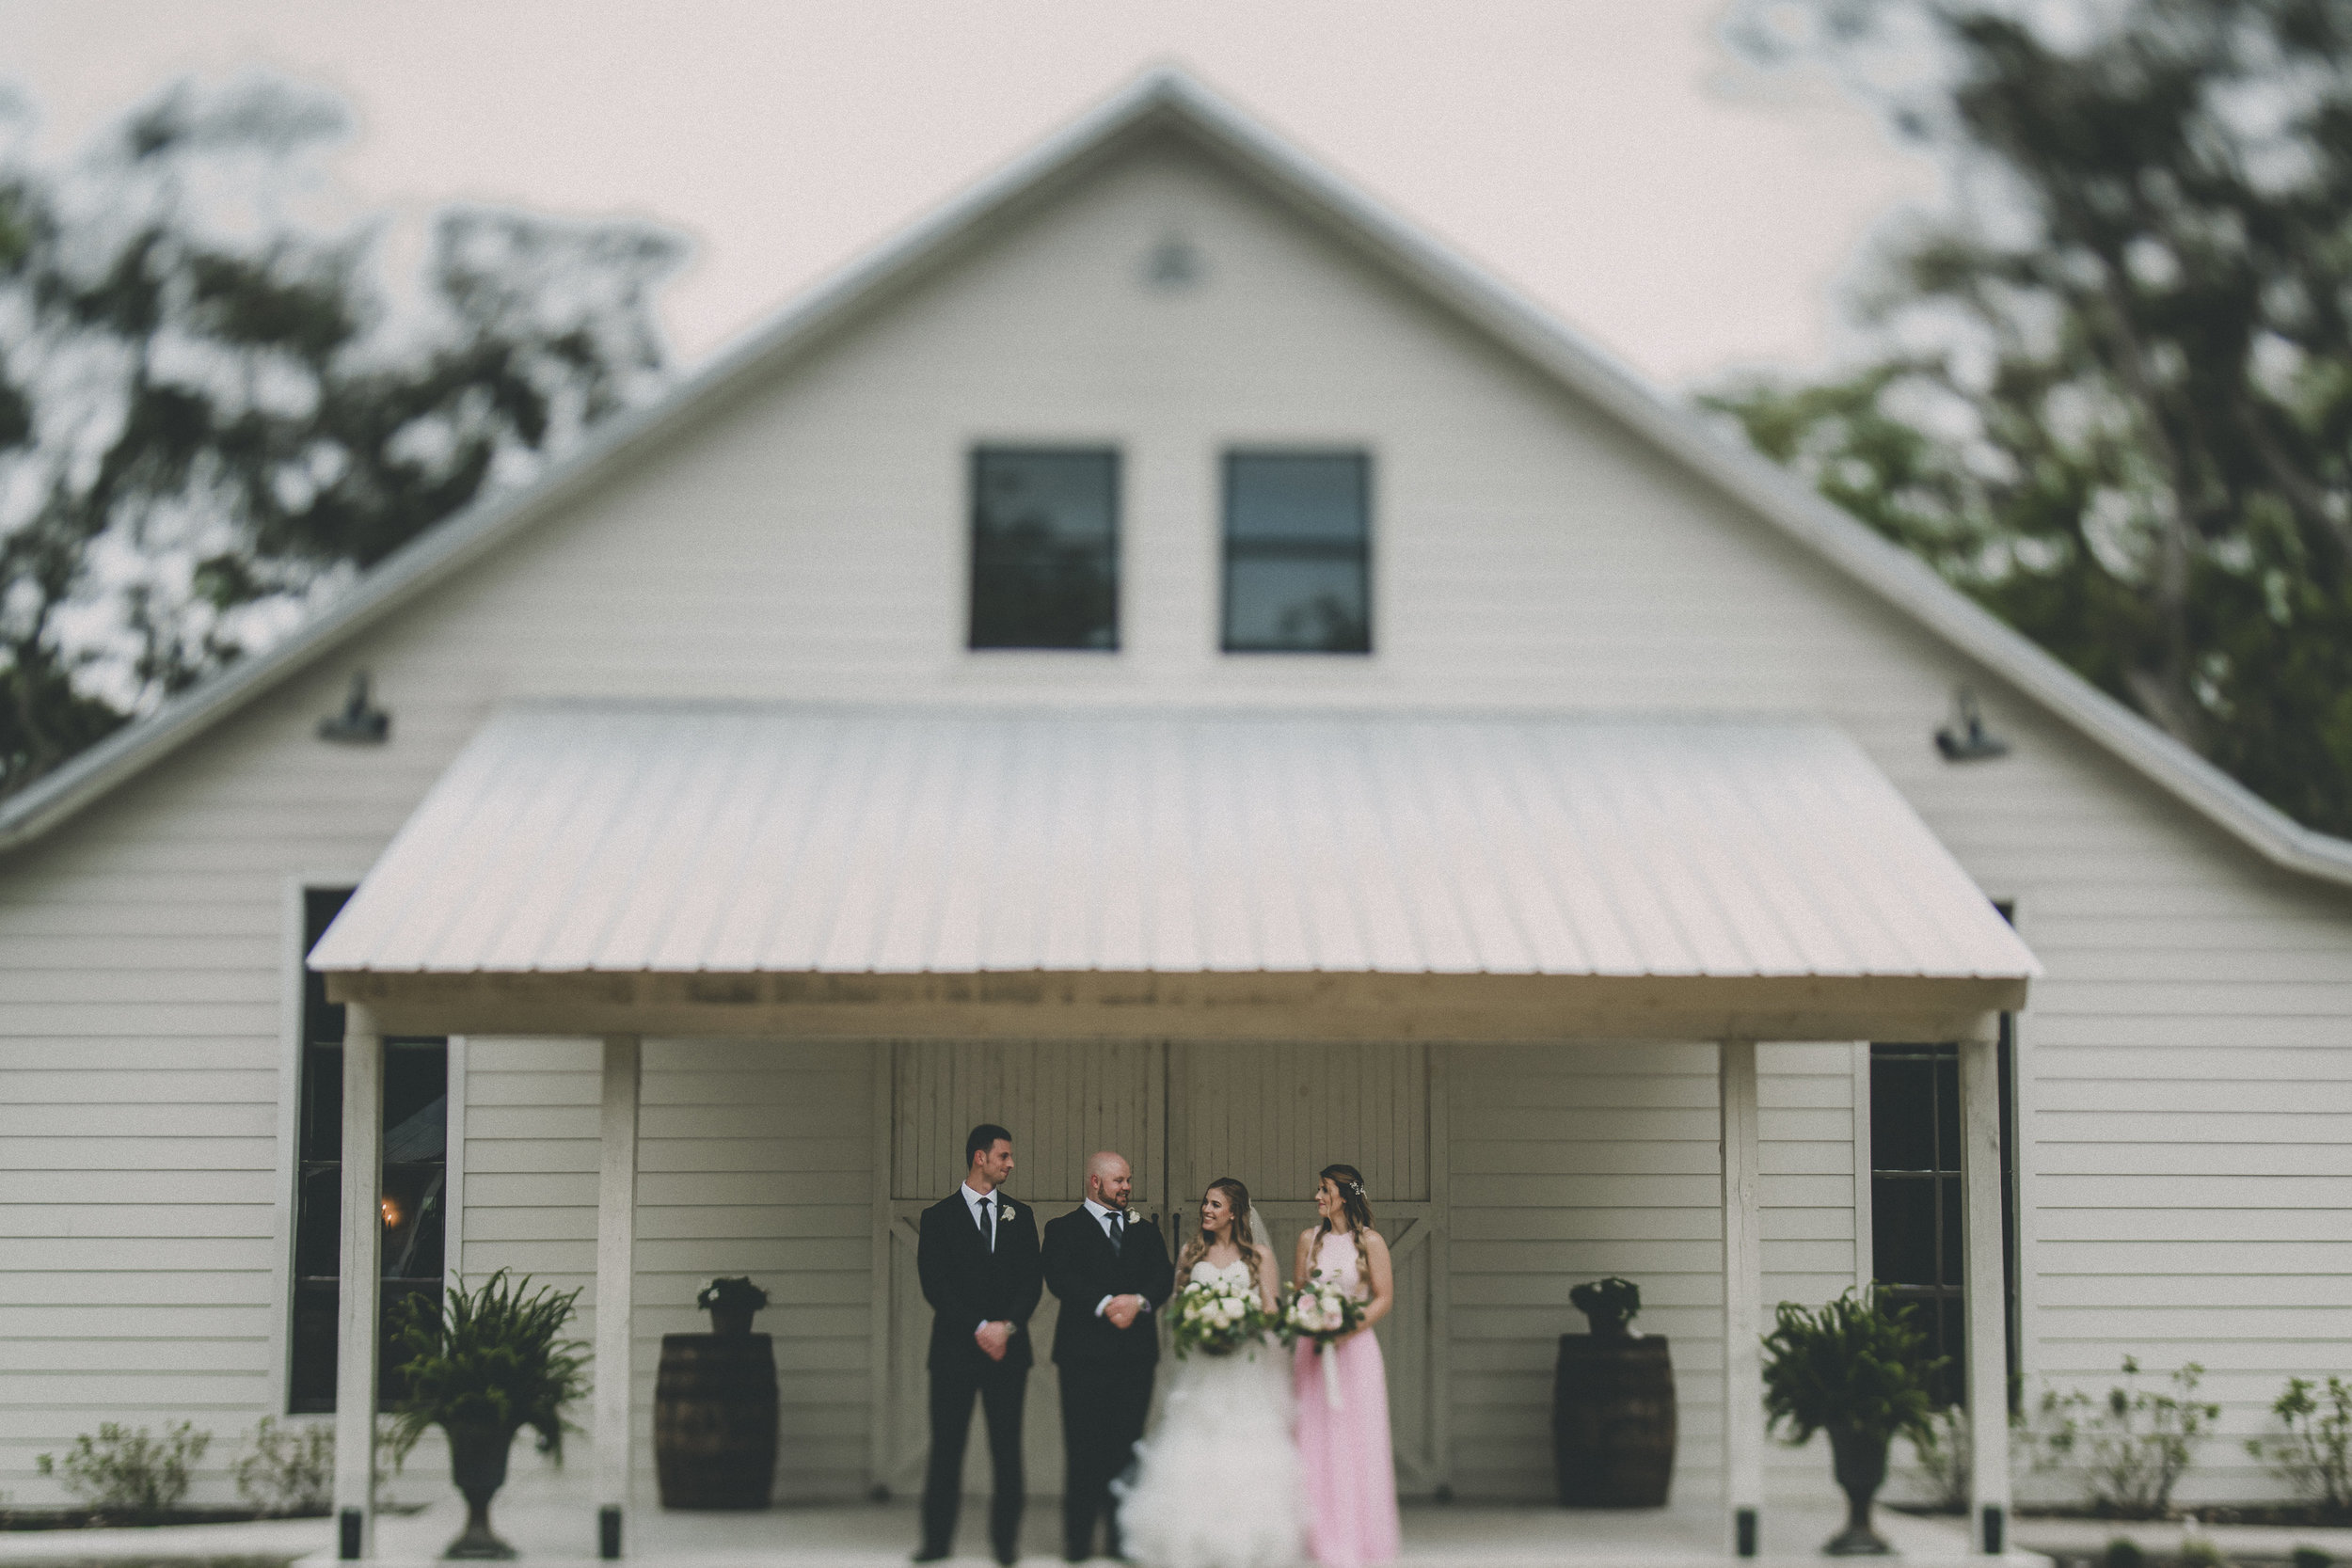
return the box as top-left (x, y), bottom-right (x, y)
top-left (1291, 1164), bottom-right (1402, 1568)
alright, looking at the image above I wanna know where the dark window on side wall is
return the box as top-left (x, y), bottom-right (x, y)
top-left (969, 448), bottom-right (1119, 650)
top-left (1869, 1035), bottom-right (2018, 1412)
top-left (290, 887), bottom-right (449, 1413)
top-left (1222, 451), bottom-right (1371, 654)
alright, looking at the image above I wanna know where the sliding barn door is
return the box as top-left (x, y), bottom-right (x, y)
top-left (1172, 1042), bottom-right (1448, 1495)
top-left (879, 1041), bottom-right (1167, 1496)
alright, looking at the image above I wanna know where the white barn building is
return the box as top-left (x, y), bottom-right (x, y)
top-left (4, 73), bottom-right (2350, 1562)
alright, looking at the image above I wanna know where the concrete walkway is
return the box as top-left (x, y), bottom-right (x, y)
top-left (0, 1515), bottom-right (327, 1564)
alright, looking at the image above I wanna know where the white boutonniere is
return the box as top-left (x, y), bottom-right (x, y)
top-left (998, 1202), bottom-right (1017, 1221)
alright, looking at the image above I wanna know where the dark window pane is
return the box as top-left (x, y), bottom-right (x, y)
top-left (1934, 1054), bottom-right (1962, 1173)
top-left (1871, 1055), bottom-right (1935, 1171)
top-left (1934, 1297), bottom-right (1965, 1409)
top-left (1940, 1173), bottom-right (1964, 1292)
top-left (288, 1280), bottom-right (339, 1413)
top-left (1872, 1175), bottom-right (1938, 1287)
top-left (304, 888), bottom-right (352, 1046)
top-left (969, 449), bottom-right (1118, 650)
top-left (1223, 452), bottom-right (1371, 654)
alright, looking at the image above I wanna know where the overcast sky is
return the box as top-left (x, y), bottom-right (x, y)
top-left (0, 0), bottom-right (1937, 390)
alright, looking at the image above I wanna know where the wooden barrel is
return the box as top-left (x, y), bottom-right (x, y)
top-left (1551, 1333), bottom-right (1676, 1507)
top-left (655, 1333), bottom-right (778, 1510)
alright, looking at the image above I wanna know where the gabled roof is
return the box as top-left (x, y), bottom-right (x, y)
top-left (4, 70), bottom-right (2349, 889)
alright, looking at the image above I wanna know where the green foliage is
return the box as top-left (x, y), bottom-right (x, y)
top-left (0, 77), bottom-right (680, 798)
top-left (2248, 1374), bottom-right (2352, 1513)
top-left (1759, 1287), bottom-right (1941, 1449)
top-left (694, 1275), bottom-right (769, 1313)
top-left (34, 1420), bottom-right (213, 1517)
top-left (1908, 1403), bottom-right (1973, 1513)
top-left (2292, 1545), bottom-right (2333, 1568)
top-left (1712, 0), bottom-right (2352, 837)
top-left (1568, 1275), bottom-right (1642, 1332)
top-left (385, 1270), bottom-right (589, 1467)
top-left (2033, 1355), bottom-right (2219, 1517)
top-left (2179, 1535), bottom-right (2231, 1568)
top-left (2105, 1537), bottom-right (2145, 1568)
top-left (231, 1417), bottom-right (332, 1517)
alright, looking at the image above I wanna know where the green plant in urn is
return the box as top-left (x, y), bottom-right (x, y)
top-left (388, 1271), bottom-right (590, 1560)
top-left (1760, 1287), bottom-right (1941, 1556)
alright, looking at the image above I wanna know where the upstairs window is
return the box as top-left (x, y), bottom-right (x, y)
top-left (1222, 451), bottom-right (1371, 654)
top-left (969, 447), bottom-right (1120, 650)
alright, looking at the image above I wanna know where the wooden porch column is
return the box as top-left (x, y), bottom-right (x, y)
top-left (1960, 1030), bottom-right (2012, 1555)
top-left (595, 1036), bottom-right (642, 1560)
top-left (1719, 1039), bottom-right (1765, 1559)
top-left (332, 1004), bottom-right (384, 1560)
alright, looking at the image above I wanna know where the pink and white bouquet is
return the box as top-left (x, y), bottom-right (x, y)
top-left (1168, 1274), bottom-right (1273, 1359)
top-left (1281, 1272), bottom-right (1365, 1406)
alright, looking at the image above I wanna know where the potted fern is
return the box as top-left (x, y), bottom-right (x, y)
top-left (1760, 1288), bottom-right (1941, 1556)
top-left (388, 1272), bottom-right (590, 1560)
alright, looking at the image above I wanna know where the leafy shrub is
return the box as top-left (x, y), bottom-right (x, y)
top-left (35, 1421), bottom-right (213, 1517)
top-left (2104, 1537), bottom-right (2144, 1568)
top-left (2248, 1376), bottom-right (2352, 1513)
top-left (2033, 1356), bottom-right (2219, 1518)
top-left (232, 1418), bottom-right (333, 1516)
top-left (2291, 1546), bottom-right (2332, 1568)
top-left (2178, 1534), bottom-right (2230, 1568)
top-left (1909, 1404), bottom-right (1972, 1513)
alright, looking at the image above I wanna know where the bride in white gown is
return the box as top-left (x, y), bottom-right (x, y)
top-left (1117, 1178), bottom-right (1304, 1568)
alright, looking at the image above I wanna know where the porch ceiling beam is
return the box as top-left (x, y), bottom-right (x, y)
top-left (324, 969), bottom-right (2024, 1044)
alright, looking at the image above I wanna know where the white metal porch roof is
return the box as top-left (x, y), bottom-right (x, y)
top-left (310, 705), bottom-right (2038, 983)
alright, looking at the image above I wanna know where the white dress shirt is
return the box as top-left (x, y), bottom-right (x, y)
top-left (1083, 1197), bottom-right (1146, 1319)
top-left (962, 1182), bottom-right (1001, 1333)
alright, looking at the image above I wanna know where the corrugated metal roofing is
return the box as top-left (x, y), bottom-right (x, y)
top-left (310, 705), bottom-right (2040, 981)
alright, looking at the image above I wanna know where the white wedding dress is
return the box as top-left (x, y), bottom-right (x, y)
top-left (1116, 1258), bottom-right (1305, 1568)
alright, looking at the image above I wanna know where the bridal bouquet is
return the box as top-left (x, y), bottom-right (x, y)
top-left (1281, 1274), bottom-right (1365, 1407)
top-left (1168, 1275), bottom-right (1273, 1359)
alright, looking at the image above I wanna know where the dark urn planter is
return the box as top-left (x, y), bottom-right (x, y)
top-left (1823, 1426), bottom-right (1894, 1556)
top-left (655, 1332), bottom-right (778, 1510)
top-left (1551, 1333), bottom-right (1677, 1508)
top-left (707, 1306), bottom-right (755, 1337)
top-left (442, 1422), bottom-right (520, 1560)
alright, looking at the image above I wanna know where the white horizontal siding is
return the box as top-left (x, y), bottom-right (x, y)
top-left (0, 127), bottom-right (2342, 1510)
top-left (1447, 1042), bottom-right (1853, 1508)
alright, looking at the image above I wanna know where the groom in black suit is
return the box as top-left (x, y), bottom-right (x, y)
top-left (916, 1124), bottom-right (1043, 1566)
top-left (1042, 1150), bottom-right (1174, 1562)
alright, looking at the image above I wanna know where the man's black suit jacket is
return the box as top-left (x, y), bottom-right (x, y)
top-left (917, 1190), bottom-right (1043, 1371)
top-left (1041, 1207), bottom-right (1176, 1365)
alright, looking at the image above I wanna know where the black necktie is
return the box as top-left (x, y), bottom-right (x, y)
top-left (1108, 1212), bottom-right (1123, 1255)
top-left (979, 1196), bottom-right (993, 1252)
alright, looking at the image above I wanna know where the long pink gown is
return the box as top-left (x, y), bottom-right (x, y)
top-left (1293, 1230), bottom-right (1401, 1568)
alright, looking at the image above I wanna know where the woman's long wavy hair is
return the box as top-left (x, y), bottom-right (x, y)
top-left (1177, 1177), bottom-right (1258, 1276)
top-left (1314, 1164), bottom-right (1377, 1245)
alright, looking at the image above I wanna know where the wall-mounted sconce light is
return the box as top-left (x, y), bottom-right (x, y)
top-left (318, 672), bottom-right (389, 745)
top-left (1935, 686), bottom-right (2010, 762)
top-left (380, 1196), bottom-right (403, 1229)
